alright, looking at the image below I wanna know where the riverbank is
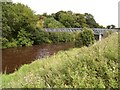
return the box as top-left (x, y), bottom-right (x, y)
top-left (1, 33), bottom-right (118, 88)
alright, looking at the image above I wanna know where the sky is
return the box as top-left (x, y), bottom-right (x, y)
top-left (12, 0), bottom-right (119, 27)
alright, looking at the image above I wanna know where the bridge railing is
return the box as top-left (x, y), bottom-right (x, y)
top-left (44, 28), bottom-right (118, 34)
top-left (44, 28), bottom-right (82, 32)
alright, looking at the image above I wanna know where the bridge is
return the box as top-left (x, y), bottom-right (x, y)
top-left (44, 28), bottom-right (118, 41)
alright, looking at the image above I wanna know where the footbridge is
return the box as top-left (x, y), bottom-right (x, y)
top-left (44, 28), bottom-right (118, 41)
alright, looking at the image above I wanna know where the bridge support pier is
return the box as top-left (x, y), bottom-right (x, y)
top-left (99, 33), bottom-right (102, 41)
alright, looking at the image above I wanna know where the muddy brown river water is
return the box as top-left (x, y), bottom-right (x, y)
top-left (1, 43), bottom-right (75, 74)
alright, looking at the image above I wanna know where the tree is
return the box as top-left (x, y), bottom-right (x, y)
top-left (74, 13), bottom-right (89, 28)
top-left (17, 29), bottom-right (34, 46)
top-left (111, 25), bottom-right (116, 29)
top-left (53, 11), bottom-right (102, 28)
top-left (107, 25), bottom-right (116, 29)
top-left (43, 17), bottom-right (65, 28)
top-left (32, 29), bottom-right (51, 44)
top-left (2, 2), bottom-right (37, 47)
top-left (75, 28), bottom-right (95, 47)
top-left (84, 13), bottom-right (100, 28)
top-left (107, 25), bottom-right (110, 29)
top-left (54, 11), bottom-right (76, 28)
top-left (36, 15), bottom-right (44, 29)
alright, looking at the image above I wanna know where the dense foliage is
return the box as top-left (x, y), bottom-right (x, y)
top-left (32, 29), bottom-right (77, 44)
top-left (75, 28), bottom-right (95, 47)
top-left (1, 33), bottom-right (118, 88)
top-left (32, 29), bottom-right (51, 44)
top-left (2, 2), bottom-right (37, 48)
top-left (42, 11), bottom-right (104, 28)
top-left (1, 2), bottom-right (105, 49)
top-left (43, 17), bottom-right (65, 28)
top-left (48, 32), bottom-right (77, 43)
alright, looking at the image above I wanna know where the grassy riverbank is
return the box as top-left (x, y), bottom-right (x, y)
top-left (1, 33), bottom-right (118, 88)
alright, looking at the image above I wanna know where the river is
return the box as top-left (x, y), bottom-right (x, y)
top-left (2, 43), bottom-right (75, 74)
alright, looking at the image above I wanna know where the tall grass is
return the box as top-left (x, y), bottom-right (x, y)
top-left (1, 32), bottom-right (118, 88)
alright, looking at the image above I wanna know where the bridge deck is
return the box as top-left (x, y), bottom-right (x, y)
top-left (44, 28), bottom-right (117, 35)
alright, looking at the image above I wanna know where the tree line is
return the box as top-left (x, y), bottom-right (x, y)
top-left (37, 11), bottom-right (104, 29)
top-left (1, 2), bottom-right (115, 48)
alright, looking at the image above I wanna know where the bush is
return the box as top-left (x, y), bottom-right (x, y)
top-left (33, 29), bottom-right (52, 44)
top-left (32, 29), bottom-right (77, 45)
top-left (48, 32), bottom-right (60, 43)
top-left (75, 32), bottom-right (83, 47)
top-left (48, 32), bottom-right (76, 43)
top-left (1, 38), bottom-right (18, 48)
top-left (17, 29), bottom-right (34, 46)
top-left (1, 38), bottom-right (8, 48)
top-left (75, 28), bottom-right (95, 47)
top-left (62, 32), bottom-right (76, 42)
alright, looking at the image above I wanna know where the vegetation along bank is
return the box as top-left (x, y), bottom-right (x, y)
top-left (1, 2), bottom-right (106, 49)
top-left (1, 33), bottom-right (118, 88)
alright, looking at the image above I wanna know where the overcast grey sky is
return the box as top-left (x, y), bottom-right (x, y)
top-left (12, 0), bottom-right (119, 27)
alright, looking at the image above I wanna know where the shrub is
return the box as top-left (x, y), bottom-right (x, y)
top-left (48, 32), bottom-right (60, 43)
top-left (75, 28), bottom-right (95, 47)
top-left (1, 38), bottom-right (8, 48)
top-left (17, 29), bottom-right (34, 46)
top-left (32, 29), bottom-right (77, 45)
top-left (6, 38), bottom-right (18, 48)
top-left (48, 32), bottom-right (76, 43)
top-left (75, 32), bottom-right (83, 47)
top-left (33, 29), bottom-right (52, 44)
top-left (62, 32), bottom-right (76, 42)
top-left (1, 38), bottom-right (18, 48)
